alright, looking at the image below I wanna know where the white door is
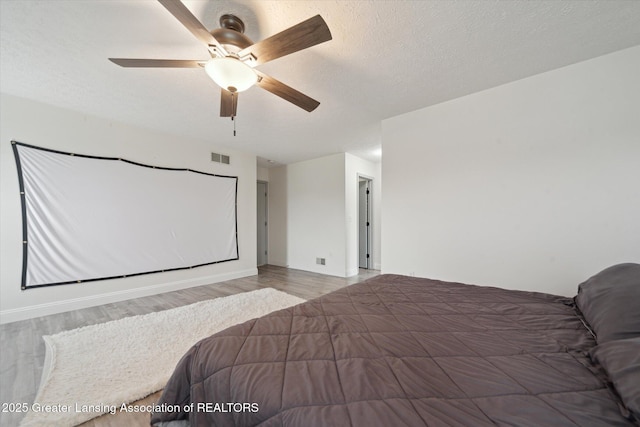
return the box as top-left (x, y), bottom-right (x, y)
top-left (358, 178), bottom-right (371, 269)
top-left (257, 181), bottom-right (268, 266)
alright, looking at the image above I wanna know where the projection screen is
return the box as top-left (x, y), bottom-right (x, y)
top-left (12, 141), bottom-right (238, 289)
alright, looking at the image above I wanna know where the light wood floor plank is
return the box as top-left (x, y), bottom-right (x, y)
top-left (0, 265), bottom-right (378, 426)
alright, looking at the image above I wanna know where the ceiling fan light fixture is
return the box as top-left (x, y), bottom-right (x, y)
top-left (205, 57), bottom-right (257, 92)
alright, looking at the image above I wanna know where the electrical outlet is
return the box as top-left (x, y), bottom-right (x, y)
top-left (316, 257), bottom-right (326, 265)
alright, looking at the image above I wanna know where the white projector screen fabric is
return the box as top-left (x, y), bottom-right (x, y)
top-left (12, 142), bottom-right (238, 289)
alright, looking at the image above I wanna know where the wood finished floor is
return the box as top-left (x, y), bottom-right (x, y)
top-left (0, 265), bottom-right (379, 426)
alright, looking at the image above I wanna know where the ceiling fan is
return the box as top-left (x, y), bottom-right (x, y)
top-left (109, 0), bottom-right (332, 118)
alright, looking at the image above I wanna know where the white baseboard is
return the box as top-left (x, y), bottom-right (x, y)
top-left (0, 268), bottom-right (258, 325)
top-left (267, 260), bottom-right (289, 268)
top-left (346, 268), bottom-right (360, 277)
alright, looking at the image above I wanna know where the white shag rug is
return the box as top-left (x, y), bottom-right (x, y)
top-left (20, 288), bottom-right (305, 427)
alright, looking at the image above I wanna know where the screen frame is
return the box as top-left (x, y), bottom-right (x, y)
top-left (12, 141), bottom-right (239, 290)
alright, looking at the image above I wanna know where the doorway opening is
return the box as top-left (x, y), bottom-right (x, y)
top-left (257, 181), bottom-right (268, 266)
top-left (358, 176), bottom-right (373, 269)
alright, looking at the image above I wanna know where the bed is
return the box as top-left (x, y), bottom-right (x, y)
top-left (151, 263), bottom-right (640, 426)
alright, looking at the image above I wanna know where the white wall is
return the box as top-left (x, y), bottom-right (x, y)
top-left (267, 153), bottom-right (381, 277)
top-left (286, 154), bottom-right (346, 276)
top-left (266, 166), bottom-right (288, 267)
top-left (0, 94), bottom-right (257, 323)
top-left (373, 162), bottom-right (382, 270)
top-left (382, 46), bottom-right (640, 296)
top-left (256, 166), bottom-right (269, 182)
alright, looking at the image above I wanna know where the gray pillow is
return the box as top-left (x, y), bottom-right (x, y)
top-left (590, 337), bottom-right (640, 420)
top-left (574, 263), bottom-right (640, 343)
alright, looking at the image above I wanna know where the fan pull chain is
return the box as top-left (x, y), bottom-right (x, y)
top-left (231, 91), bottom-right (237, 136)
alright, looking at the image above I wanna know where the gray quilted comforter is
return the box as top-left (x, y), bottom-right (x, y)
top-left (150, 274), bottom-right (635, 426)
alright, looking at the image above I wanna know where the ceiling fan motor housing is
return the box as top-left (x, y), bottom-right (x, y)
top-left (210, 14), bottom-right (253, 55)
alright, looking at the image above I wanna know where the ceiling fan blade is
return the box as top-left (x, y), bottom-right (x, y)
top-left (109, 58), bottom-right (204, 68)
top-left (238, 15), bottom-right (331, 66)
top-left (255, 70), bottom-right (320, 112)
top-left (157, 0), bottom-right (220, 48)
top-left (220, 89), bottom-right (238, 117)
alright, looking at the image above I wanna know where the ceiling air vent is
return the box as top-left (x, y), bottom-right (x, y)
top-left (211, 152), bottom-right (230, 165)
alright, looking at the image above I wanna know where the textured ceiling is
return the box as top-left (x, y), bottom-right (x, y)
top-left (2, 1), bottom-right (640, 166)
